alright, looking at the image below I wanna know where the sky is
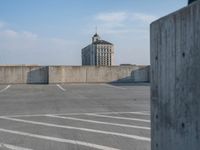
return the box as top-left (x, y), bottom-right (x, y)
top-left (0, 0), bottom-right (186, 65)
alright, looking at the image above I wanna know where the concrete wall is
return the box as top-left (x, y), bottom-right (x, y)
top-left (0, 66), bottom-right (48, 84)
top-left (151, 1), bottom-right (200, 150)
top-left (48, 66), bottom-right (87, 83)
top-left (0, 65), bottom-right (150, 84)
top-left (131, 66), bottom-right (150, 82)
top-left (48, 66), bottom-right (140, 83)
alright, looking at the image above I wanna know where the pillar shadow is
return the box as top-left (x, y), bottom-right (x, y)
top-left (27, 66), bottom-right (49, 84)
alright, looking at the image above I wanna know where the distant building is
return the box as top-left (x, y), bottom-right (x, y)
top-left (82, 33), bottom-right (114, 66)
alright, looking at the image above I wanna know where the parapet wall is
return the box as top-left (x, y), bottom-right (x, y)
top-left (0, 65), bottom-right (150, 84)
top-left (0, 66), bottom-right (48, 84)
top-left (131, 66), bottom-right (150, 82)
top-left (48, 66), bottom-right (140, 83)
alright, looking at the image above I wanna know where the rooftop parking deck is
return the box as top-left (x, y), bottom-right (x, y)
top-left (0, 83), bottom-right (150, 150)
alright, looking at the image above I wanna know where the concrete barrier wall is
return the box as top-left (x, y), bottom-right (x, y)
top-left (151, 1), bottom-right (200, 150)
top-left (0, 66), bottom-right (48, 84)
top-left (48, 66), bottom-right (87, 83)
top-left (48, 66), bottom-right (140, 83)
top-left (0, 65), bottom-right (150, 84)
top-left (131, 66), bottom-right (150, 82)
top-left (86, 66), bottom-right (139, 83)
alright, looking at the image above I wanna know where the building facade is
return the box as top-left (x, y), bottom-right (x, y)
top-left (82, 33), bottom-right (114, 66)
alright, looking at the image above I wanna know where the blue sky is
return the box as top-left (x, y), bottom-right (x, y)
top-left (0, 0), bottom-right (186, 65)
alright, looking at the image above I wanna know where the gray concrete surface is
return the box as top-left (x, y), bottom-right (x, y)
top-left (48, 66), bottom-right (139, 83)
top-left (0, 66), bottom-right (48, 84)
top-left (0, 65), bottom-right (150, 84)
top-left (132, 66), bottom-right (150, 82)
top-left (151, 1), bottom-right (200, 150)
top-left (0, 84), bottom-right (150, 150)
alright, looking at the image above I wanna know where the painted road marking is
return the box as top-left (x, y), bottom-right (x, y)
top-left (101, 84), bottom-right (126, 90)
top-left (97, 111), bottom-right (150, 116)
top-left (0, 117), bottom-right (150, 142)
top-left (0, 111), bottom-right (150, 118)
top-left (56, 84), bottom-right (66, 91)
top-left (0, 128), bottom-right (119, 150)
top-left (0, 85), bottom-right (11, 93)
top-left (86, 114), bottom-right (150, 123)
top-left (0, 143), bottom-right (33, 150)
top-left (46, 115), bottom-right (150, 130)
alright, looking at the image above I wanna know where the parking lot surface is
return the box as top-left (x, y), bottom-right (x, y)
top-left (0, 83), bottom-right (150, 150)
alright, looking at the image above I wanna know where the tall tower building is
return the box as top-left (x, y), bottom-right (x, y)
top-left (82, 33), bottom-right (114, 66)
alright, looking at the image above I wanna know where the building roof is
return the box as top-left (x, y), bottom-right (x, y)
top-left (93, 40), bottom-right (113, 45)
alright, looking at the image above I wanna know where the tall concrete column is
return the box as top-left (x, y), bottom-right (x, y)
top-left (151, 1), bottom-right (200, 150)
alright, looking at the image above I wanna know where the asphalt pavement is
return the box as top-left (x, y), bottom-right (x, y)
top-left (0, 83), bottom-right (150, 150)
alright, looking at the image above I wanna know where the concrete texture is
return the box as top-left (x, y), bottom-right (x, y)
top-left (0, 84), bottom-right (150, 150)
top-left (0, 66), bottom-right (48, 84)
top-left (48, 66), bottom-right (140, 83)
top-left (132, 66), bottom-right (150, 82)
top-left (48, 66), bottom-right (87, 83)
top-left (151, 1), bottom-right (200, 150)
top-left (0, 65), bottom-right (150, 84)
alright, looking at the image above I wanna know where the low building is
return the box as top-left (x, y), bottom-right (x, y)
top-left (82, 33), bottom-right (114, 66)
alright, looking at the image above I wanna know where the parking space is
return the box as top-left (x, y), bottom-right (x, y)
top-left (0, 84), bottom-right (150, 150)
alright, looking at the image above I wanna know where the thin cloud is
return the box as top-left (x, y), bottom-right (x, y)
top-left (0, 29), bottom-right (75, 50)
top-left (95, 12), bottom-right (157, 24)
top-left (21, 31), bottom-right (38, 39)
top-left (92, 11), bottom-right (157, 35)
top-left (0, 22), bottom-right (81, 65)
top-left (0, 21), bottom-right (6, 29)
top-left (95, 12), bottom-right (127, 22)
top-left (1, 29), bottom-right (18, 37)
top-left (131, 13), bottom-right (157, 23)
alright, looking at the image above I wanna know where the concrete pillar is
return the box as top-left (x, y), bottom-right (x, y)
top-left (150, 1), bottom-right (200, 150)
top-left (188, 0), bottom-right (199, 5)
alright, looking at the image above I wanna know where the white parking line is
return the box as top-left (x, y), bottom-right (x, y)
top-left (0, 111), bottom-right (150, 118)
top-left (86, 114), bottom-right (150, 123)
top-left (0, 85), bottom-right (11, 93)
top-left (46, 115), bottom-right (150, 130)
top-left (101, 84), bottom-right (126, 90)
top-left (0, 143), bottom-right (33, 150)
top-left (56, 84), bottom-right (66, 91)
top-left (0, 128), bottom-right (119, 150)
top-left (0, 117), bottom-right (150, 142)
top-left (98, 111), bottom-right (150, 116)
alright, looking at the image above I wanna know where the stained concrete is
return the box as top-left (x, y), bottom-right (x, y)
top-left (48, 66), bottom-right (87, 83)
top-left (151, 1), bottom-right (200, 150)
top-left (0, 66), bottom-right (48, 84)
top-left (48, 66), bottom-right (139, 83)
top-left (0, 65), bottom-right (150, 84)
